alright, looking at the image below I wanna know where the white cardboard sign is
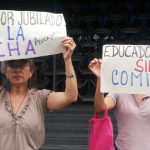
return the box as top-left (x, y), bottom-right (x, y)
top-left (101, 45), bottom-right (150, 94)
top-left (0, 10), bottom-right (67, 61)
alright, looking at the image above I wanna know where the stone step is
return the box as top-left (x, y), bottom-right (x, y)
top-left (46, 132), bottom-right (88, 138)
top-left (45, 112), bottom-right (94, 118)
top-left (45, 116), bottom-right (117, 127)
top-left (46, 126), bottom-right (88, 136)
top-left (45, 117), bottom-right (90, 126)
top-left (44, 137), bottom-right (88, 145)
top-left (40, 144), bottom-right (88, 150)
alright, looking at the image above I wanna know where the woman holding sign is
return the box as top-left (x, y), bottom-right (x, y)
top-left (0, 36), bottom-right (78, 150)
top-left (88, 58), bottom-right (150, 150)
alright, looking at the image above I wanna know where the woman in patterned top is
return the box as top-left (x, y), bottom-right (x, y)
top-left (0, 36), bottom-right (78, 150)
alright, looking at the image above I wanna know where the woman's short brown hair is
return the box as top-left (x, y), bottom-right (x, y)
top-left (5, 59), bottom-right (34, 71)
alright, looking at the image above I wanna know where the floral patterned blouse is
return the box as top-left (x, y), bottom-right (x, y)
top-left (0, 88), bottom-right (52, 150)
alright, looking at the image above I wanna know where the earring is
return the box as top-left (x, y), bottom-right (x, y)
top-left (4, 79), bottom-right (11, 91)
top-left (28, 78), bottom-right (32, 89)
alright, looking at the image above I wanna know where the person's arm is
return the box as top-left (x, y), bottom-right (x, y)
top-left (88, 58), bottom-right (116, 112)
top-left (46, 37), bottom-right (78, 111)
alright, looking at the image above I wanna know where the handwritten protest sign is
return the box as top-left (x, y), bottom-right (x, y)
top-left (101, 45), bottom-right (150, 94)
top-left (0, 10), bottom-right (66, 61)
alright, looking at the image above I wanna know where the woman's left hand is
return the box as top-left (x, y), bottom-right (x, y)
top-left (62, 36), bottom-right (76, 61)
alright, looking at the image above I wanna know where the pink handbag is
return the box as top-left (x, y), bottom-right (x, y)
top-left (89, 106), bottom-right (114, 150)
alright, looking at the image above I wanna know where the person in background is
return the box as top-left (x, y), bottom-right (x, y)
top-left (0, 36), bottom-right (78, 150)
top-left (88, 58), bottom-right (150, 150)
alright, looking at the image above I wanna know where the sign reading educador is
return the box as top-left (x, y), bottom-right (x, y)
top-left (101, 45), bottom-right (150, 94)
top-left (0, 10), bottom-right (66, 61)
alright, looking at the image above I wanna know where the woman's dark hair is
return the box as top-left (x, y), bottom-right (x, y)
top-left (5, 59), bottom-right (34, 70)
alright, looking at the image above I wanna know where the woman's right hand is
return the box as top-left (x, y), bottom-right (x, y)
top-left (88, 58), bottom-right (102, 79)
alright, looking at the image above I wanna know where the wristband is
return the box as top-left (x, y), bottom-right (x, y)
top-left (65, 72), bottom-right (75, 78)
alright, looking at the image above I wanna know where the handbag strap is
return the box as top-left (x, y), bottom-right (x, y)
top-left (94, 104), bottom-right (108, 118)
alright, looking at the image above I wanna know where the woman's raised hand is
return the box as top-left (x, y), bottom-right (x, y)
top-left (62, 36), bottom-right (76, 61)
top-left (88, 58), bottom-right (102, 79)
